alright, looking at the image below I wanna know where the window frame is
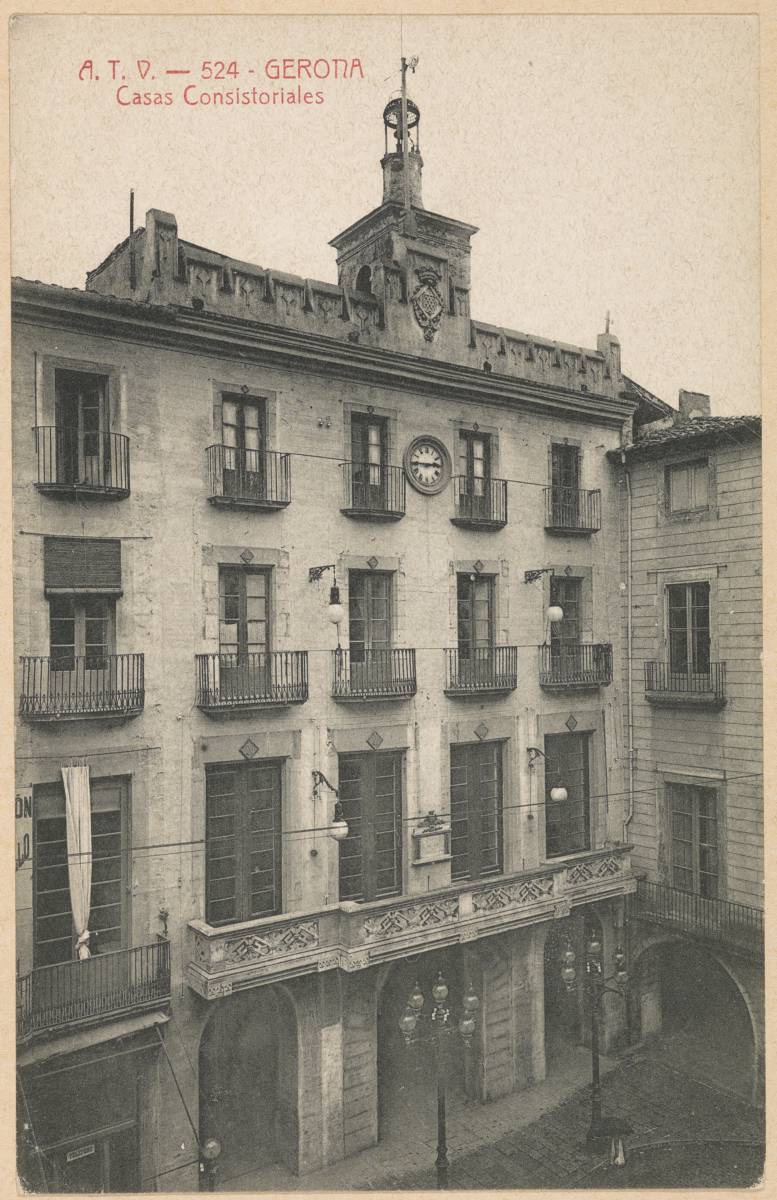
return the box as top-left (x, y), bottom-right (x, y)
top-left (337, 750), bottom-right (403, 903)
top-left (218, 564), bottom-right (272, 661)
top-left (449, 740), bottom-right (504, 882)
top-left (348, 569), bottom-right (393, 658)
top-left (456, 572), bottom-right (495, 656)
top-left (48, 595), bottom-right (116, 671)
top-left (543, 731), bottom-right (592, 858)
top-left (666, 580), bottom-right (712, 676)
top-left (665, 457), bottom-right (711, 516)
top-left (204, 759), bottom-right (284, 926)
top-left (667, 781), bottom-right (720, 898)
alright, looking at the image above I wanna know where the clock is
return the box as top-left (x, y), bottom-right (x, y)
top-left (403, 436), bottom-right (452, 495)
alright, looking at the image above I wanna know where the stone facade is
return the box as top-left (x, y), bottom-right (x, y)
top-left (15, 98), bottom-right (659, 1190)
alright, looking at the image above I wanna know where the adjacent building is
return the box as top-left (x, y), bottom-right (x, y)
top-left (15, 90), bottom-right (760, 1191)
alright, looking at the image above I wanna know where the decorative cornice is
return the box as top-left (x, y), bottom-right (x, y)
top-left (12, 280), bottom-right (636, 427)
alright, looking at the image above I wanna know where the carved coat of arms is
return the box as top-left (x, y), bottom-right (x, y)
top-left (411, 268), bottom-right (445, 341)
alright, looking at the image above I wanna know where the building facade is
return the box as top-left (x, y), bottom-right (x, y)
top-left (608, 398), bottom-right (764, 1105)
top-left (14, 96), bottom-right (718, 1190)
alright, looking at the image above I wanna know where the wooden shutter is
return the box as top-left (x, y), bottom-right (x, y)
top-left (44, 537), bottom-right (122, 593)
top-left (338, 751), bottom-right (402, 902)
top-left (449, 742), bottom-right (503, 881)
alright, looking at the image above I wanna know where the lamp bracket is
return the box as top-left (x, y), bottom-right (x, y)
top-left (312, 769), bottom-right (339, 799)
top-left (524, 567), bottom-right (555, 584)
top-left (526, 746), bottom-right (546, 767)
top-left (309, 564), bottom-right (336, 584)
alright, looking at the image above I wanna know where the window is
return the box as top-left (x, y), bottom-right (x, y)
top-left (550, 444), bottom-right (581, 525)
top-left (54, 369), bottom-right (109, 487)
top-left (222, 394), bottom-right (267, 499)
top-left (667, 459), bottom-right (710, 514)
top-left (49, 596), bottom-right (114, 670)
top-left (205, 760), bottom-right (283, 924)
top-left (668, 782), bottom-right (718, 897)
top-left (350, 413), bottom-right (388, 507)
top-left (218, 566), bottom-right (271, 697)
top-left (544, 732), bottom-right (591, 857)
top-left (449, 741), bottom-right (503, 881)
top-left (667, 582), bottom-right (710, 676)
top-left (33, 778), bottom-right (127, 967)
top-left (457, 574), bottom-right (494, 655)
top-left (349, 570), bottom-right (391, 659)
top-left (458, 430), bottom-right (491, 514)
top-left (338, 751), bottom-right (403, 901)
top-left (549, 576), bottom-right (582, 670)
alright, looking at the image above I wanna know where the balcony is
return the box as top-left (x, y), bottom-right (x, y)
top-left (196, 651), bottom-right (308, 713)
top-left (332, 648), bottom-right (416, 701)
top-left (539, 643), bottom-right (613, 690)
top-left (544, 486), bottom-right (601, 534)
top-left (206, 445), bottom-right (291, 509)
top-left (631, 879), bottom-right (763, 958)
top-left (187, 847), bottom-right (634, 998)
top-left (341, 462), bottom-right (406, 520)
top-left (444, 646), bottom-right (518, 696)
top-left (34, 426), bottom-right (130, 499)
top-left (16, 941), bottom-right (171, 1043)
top-left (451, 477), bottom-right (508, 530)
top-left (19, 654), bottom-right (144, 721)
top-left (645, 661), bottom-right (726, 709)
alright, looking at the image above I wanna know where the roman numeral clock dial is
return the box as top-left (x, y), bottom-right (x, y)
top-left (403, 436), bottom-right (452, 495)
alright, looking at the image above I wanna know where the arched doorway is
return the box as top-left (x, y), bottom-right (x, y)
top-left (376, 949), bottom-right (473, 1144)
top-left (543, 917), bottom-right (585, 1072)
top-left (629, 939), bottom-right (757, 1101)
top-left (198, 985), bottom-right (298, 1181)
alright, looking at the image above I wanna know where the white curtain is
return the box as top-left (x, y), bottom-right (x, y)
top-left (61, 760), bottom-right (92, 960)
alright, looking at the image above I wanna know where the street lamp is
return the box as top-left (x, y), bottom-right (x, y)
top-left (560, 931), bottom-right (632, 1164)
top-left (398, 972), bottom-right (479, 1189)
top-left (199, 1136), bottom-right (222, 1192)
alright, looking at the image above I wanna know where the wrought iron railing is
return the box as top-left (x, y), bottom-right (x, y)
top-left (445, 646), bottom-right (518, 694)
top-left (332, 648), bottom-right (417, 700)
top-left (196, 651), bottom-right (308, 709)
top-left (34, 426), bottom-right (130, 497)
top-left (19, 653), bottom-right (145, 718)
top-left (341, 462), bottom-right (406, 518)
top-left (206, 445), bottom-right (291, 506)
top-left (645, 661), bottom-right (726, 702)
top-left (539, 643), bottom-right (612, 687)
top-left (544, 486), bottom-right (601, 532)
top-left (16, 941), bottom-right (171, 1041)
top-left (452, 476), bottom-right (508, 527)
top-left (631, 879), bottom-right (763, 955)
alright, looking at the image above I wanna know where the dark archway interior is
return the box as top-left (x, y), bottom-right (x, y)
top-left (633, 940), bottom-right (756, 1100)
top-left (376, 948), bottom-right (471, 1143)
top-left (355, 265), bottom-right (372, 295)
top-left (198, 986), bottom-right (297, 1181)
top-left (543, 913), bottom-right (601, 1071)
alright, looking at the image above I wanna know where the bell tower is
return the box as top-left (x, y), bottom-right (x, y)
top-left (381, 93), bottom-right (423, 208)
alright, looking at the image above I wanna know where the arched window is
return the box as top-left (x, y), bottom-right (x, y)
top-left (355, 265), bottom-right (372, 295)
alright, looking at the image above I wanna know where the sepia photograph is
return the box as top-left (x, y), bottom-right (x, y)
top-left (10, 12), bottom-right (764, 1192)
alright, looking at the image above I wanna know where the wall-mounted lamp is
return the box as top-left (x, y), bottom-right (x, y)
top-left (309, 564), bottom-right (345, 625)
top-left (547, 605), bottom-right (564, 623)
top-left (526, 746), bottom-right (546, 768)
top-left (312, 769), bottom-right (349, 840)
top-left (526, 748), bottom-right (568, 801)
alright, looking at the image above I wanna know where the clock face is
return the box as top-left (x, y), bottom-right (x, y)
top-left (403, 436), bottom-right (451, 495)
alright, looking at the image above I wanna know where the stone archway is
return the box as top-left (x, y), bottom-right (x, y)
top-left (198, 984), bottom-right (298, 1182)
top-left (628, 935), bottom-right (759, 1103)
top-left (375, 948), bottom-right (475, 1145)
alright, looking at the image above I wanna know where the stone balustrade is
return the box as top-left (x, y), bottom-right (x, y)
top-left (188, 846), bottom-right (634, 1000)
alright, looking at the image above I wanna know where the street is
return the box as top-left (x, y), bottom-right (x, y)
top-left (218, 1039), bottom-right (764, 1191)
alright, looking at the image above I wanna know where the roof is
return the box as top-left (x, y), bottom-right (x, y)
top-left (622, 374), bottom-right (674, 419)
top-left (611, 414), bottom-right (761, 461)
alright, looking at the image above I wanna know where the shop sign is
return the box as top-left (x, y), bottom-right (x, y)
top-left (66, 1144), bottom-right (96, 1163)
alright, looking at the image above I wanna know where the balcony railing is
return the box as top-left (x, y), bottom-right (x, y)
top-left (631, 879), bottom-right (763, 957)
top-left (332, 648), bottom-right (417, 701)
top-left (539, 643), bottom-right (613, 689)
top-left (206, 445), bottom-right (291, 508)
top-left (445, 646), bottom-right (518, 695)
top-left (645, 661), bottom-right (727, 708)
top-left (16, 941), bottom-right (171, 1043)
top-left (451, 476), bottom-right (508, 529)
top-left (188, 846), bottom-right (634, 999)
top-left (19, 654), bottom-right (144, 720)
top-left (34, 426), bottom-right (130, 498)
top-left (341, 462), bottom-right (406, 520)
top-left (196, 651), bottom-right (308, 712)
top-left (544, 486), bottom-right (601, 534)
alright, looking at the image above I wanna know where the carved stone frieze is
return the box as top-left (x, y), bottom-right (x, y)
top-left (222, 920), bottom-right (319, 963)
top-left (363, 897), bottom-right (459, 941)
top-left (472, 875), bottom-right (554, 914)
top-left (567, 856), bottom-right (623, 886)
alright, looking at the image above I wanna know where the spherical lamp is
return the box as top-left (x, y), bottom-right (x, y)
top-left (462, 983), bottom-right (480, 1014)
top-left (201, 1137), bottom-right (222, 1163)
top-left (408, 982), bottom-right (425, 1011)
top-left (399, 1006), bottom-right (418, 1044)
top-left (328, 801), bottom-right (349, 841)
top-left (327, 584), bottom-right (345, 625)
top-left (547, 605), bottom-right (564, 623)
top-left (549, 786), bottom-right (568, 802)
top-left (432, 973), bottom-right (449, 1003)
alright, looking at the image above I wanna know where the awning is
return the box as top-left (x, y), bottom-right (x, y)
top-left (17, 1010), bottom-right (169, 1071)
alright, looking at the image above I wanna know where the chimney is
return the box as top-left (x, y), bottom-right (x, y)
top-left (678, 390), bottom-right (711, 421)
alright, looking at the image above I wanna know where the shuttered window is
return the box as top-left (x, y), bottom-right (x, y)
top-left (449, 741), bottom-right (503, 881)
top-left (544, 732), bottom-right (591, 857)
top-left (338, 751), bottom-right (402, 902)
top-left (669, 783), bottom-right (719, 898)
top-left (205, 760), bottom-right (283, 925)
top-left (43, 537), bottom-right (122, 593)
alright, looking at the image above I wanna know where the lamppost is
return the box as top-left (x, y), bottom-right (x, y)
top-left (561, 930), bottom-right (632, 1165)
top-left (199, 1136), bottom-right (222, 1192)
top-left (399, 972), bottom-right (480, 1190)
